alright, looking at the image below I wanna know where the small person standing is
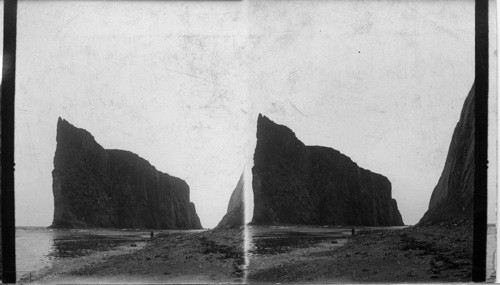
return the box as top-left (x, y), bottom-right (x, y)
top-left (150, 230), bottom-right (154, 241)
top-left (351, 227), bottom-right (355, 236)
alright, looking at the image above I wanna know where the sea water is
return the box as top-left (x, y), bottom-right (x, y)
top-left (486, 224), bottom-right (496, 282)
top-left (16, 227), bottom-right (54, 279)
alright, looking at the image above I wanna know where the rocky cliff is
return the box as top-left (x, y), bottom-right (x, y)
top-left (419, 85), bottom-right (475, 225)
top-left (51, 118), bottom-right (202, 229)
top-left (251, 114), bottom-right (404, 226)
top-left (215, 173), bottom-right (244, 229)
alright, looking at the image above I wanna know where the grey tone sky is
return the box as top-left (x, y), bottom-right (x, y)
top-left (13, 0), bottom-right (495, 228)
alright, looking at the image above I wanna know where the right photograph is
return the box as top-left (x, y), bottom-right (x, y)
top-left (243, 0), bottom-right (495, 283)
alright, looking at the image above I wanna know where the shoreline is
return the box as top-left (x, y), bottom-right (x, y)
top-left (26, 228), bottom-right (244, 284)
top-left (20, 240), bottom-right (148, 283)
top-left (18, 224), bottom-right (493, 283)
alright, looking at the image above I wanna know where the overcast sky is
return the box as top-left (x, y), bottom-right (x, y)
top-left (13, 0), bottom-right (494, 228)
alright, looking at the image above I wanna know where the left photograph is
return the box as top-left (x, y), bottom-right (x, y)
top-left (15, 1), bottom-right (248, 283)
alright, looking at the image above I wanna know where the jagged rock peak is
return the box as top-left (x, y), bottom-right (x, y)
top-left (215, 172), bottom-right (245, 229)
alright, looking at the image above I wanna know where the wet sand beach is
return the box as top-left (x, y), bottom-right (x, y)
top-left (22, 242), bottom-right (148, 283)
top-left (19, 224), bottom-right (493, 283)
top-left (247, 223), bottom-right (476, 283)
top-left (17, 228), bottom-right (152, 282)
top-left (246, 225), bottom-right (353, 283)
top-left (28, 228), bottom-right (244, 284)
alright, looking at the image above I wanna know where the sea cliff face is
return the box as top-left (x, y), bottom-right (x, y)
top-left (51, 118), bottom-right (202, 229)
top-left (419, 85), bottom-right (474, 225)
top-left (215, 173), bottom-right (244, 229)
top-left (252, 114), bottom-right (404, 226)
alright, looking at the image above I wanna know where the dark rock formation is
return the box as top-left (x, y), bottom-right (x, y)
top-left (215, 173), bottom-right (244, 229)
top-left (51, 118), bottom-right (202, 229)
top-left (251, 114), bottom-right (404, 226)
top-left (419, 85), bottom-right (474, 225)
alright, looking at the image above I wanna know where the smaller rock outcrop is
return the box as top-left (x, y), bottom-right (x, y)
top-left (216, 173), bottom-right (244, 229)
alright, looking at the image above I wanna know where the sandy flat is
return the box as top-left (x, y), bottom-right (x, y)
top-left (247, 224), bottom-right (475, 283)
top-left (28, 229), bottom-right (244, 284)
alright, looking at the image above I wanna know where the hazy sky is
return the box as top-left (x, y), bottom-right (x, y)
top-left (244, 0), bottom-right (478, 226)
top-left (16, 0), bottom-right (249, 228)
top-left (14, 0), bottom-right (494, 228)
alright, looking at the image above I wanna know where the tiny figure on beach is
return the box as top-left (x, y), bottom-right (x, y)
top-left (150, 230), bottom-right (154, 241)
top-left (351, 227), bottom-right (355, 236)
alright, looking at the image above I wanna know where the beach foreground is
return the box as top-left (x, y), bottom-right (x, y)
top-left (29, 228), bottom-right (244, 284)
top-left (248, 223), bottom-right (475, 283)
top-left (20, 223), bottom-right (493, 283)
